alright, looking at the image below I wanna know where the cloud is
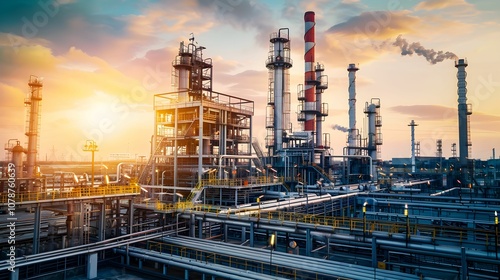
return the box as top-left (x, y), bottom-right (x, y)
top-left (415, 0), bottom-right (473, 11)
top-left (389, 105), bottom-right (456, 121)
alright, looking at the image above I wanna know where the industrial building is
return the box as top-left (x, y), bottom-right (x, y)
top-left (1, 10), bottom-right (500, 280)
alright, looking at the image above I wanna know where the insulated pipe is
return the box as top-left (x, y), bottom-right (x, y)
top-left (114, 248), bottom-right (275, 280)
top-left (304, 11), bottom-right (316, 136)
top-left (347, 64), bottom-right (359, 155)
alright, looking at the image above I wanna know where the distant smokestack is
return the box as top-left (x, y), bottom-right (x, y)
top-left (332, 124), bottom-right (349, 133)
top-left (393, 35), bottom-right (457, 64)
top-left (408, 120), bottom-right (418, 173)
top-left (455, 58), bottom-right (471, 165)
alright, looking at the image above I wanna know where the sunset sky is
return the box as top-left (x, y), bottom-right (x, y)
top-left (1, 0), bottom-right (499, 162)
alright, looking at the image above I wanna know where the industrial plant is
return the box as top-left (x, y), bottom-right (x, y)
top-left (1, 10), bottom-right (500, 280)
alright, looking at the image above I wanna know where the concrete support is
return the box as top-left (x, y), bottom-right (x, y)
top-left (163, 264), bottom-right (167, 275)
top-left (184, 269), bottom-right (189, 280)
top-left (138, 259), bottom-right (142, 269)
top-left (250, 222), bottom-right (254, 247)
top-left (33, 205), bottom-right (41, 254)
top-left (87, 252), bottom-right (98, 279)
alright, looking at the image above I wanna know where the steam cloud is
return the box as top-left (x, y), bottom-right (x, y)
top-left (332, 124), bottom-right (349, 132)
top-left (393, 35), bottom-right (458, 64)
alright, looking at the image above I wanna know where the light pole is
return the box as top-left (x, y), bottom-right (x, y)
top-left (269, 233), bottom-right (276, 275)
top-left (257, 195), bottom-right (264, 219)
top-left (83, 140), bottom-right (98, 187)
top-left (405, 204), bottom-right (409, 247)
top-left (363, 201), bottom-right (367, 242)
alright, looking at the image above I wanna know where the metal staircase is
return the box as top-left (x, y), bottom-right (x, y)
top-left (309, 163), bottom-right (335, 184)
top-left (187, 180), bottom-right (204, 203)
top-left (138, 136), bottom-right (168, 184)
top-left (251, 138), bottom-right (265, 170)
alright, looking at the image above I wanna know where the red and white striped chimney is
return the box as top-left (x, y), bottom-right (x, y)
top-left (304, 11), bottom-right (316, 136)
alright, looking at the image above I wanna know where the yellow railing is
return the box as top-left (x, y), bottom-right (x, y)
top-left (147, 241), bottom-right (353, 280)
top-left (0, 184), bottom-right (140, 204)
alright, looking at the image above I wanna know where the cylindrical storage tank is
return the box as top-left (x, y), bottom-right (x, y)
top-left (12, 142), bottom-right (24, 179)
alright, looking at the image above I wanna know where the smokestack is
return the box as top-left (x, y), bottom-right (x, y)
top-left (347, 63), bottom-right (359, 155)
top-left (304, 11), bottom-right (316, 138)
top-left (455, 58), bottom-right (471, 165)
top-left (408, 120), bottom-right (418, 173)
top-left (393, 35), bottom-right (457, 64)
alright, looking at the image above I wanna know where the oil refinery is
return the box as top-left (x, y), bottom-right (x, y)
top-left (1, 9), bottom-right (500, 280)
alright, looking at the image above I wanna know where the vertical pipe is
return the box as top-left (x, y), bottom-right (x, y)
top-left (304, 11), bottom-right (316, 139)
top-left (347, 64), bottom-right (359, 155)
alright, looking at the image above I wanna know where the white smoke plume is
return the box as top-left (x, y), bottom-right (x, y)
top-left (332, 124), bottom-right (349, 132)
top-left (393, 35), bottom-right (458, 64)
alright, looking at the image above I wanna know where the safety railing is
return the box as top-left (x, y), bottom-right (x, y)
top-left (0, 184), bottom-right (140, 204)
top-left (147, 241), bottom-right (352, 280)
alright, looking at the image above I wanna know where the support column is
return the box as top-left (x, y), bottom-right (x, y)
top-left (190, 213), bottom-right (195, 237)
top-left (241, 226), bottom-right (246, 243)
top-left (198, 219), bottom-right (203, 239)
top-left (33, 204), bottom-right (41, 254)
top-left (98, 202), bottom-right (105, 241)
top-left (163, 264), bottom-right (167, 275)
top-left (223, 223), bottom-right (228, 242)
top-left (87, 252), bottom-right (98, 279)
top-left (460, 247), bottom-right (467, 280)
top-left (184, 269), bottom-right (189, 280)
top-left (115, 199), bottom-right (120, 237)
top-left (235, 189), bottom-right (238, 206)
top-left (79, 202), bottom-right (84, 244)
top-left (128, 199), bottom-right (133, 235)
top-left (371, 237), bottom-right (377, 268)
top-left (305, 228), bottom-right (312, 257)
top-left (250, 222), bottom-right (254, 247)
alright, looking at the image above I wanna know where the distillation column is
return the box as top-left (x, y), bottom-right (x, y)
top-left (347, 64), bottom-right (359, 155)
top-left (265, 28), bottom-right (292, 155)
top-left (25, 75), bottom-right (43, 178)
top-left (455, 58), bottom-right (471, 166)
